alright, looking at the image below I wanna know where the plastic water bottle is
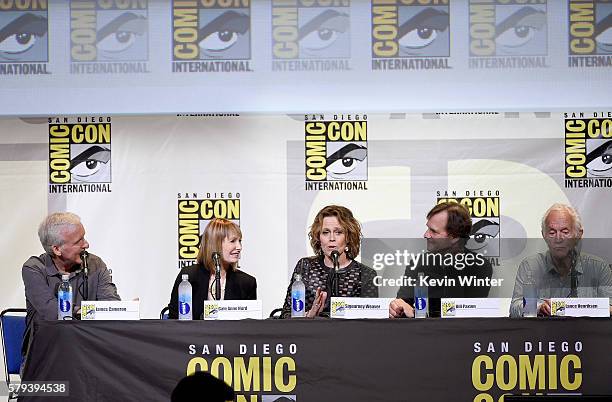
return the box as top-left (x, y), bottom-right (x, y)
top-left (523, 273), bottom-right (537, 317)
top-left (414, 272), bottom-right (428, 318)
top-left (291, 273), bottom-right (306, 318)
top-left (57, 274), bottom-right (73, 320)
top-left (178, 274), bottom-right (193, 320)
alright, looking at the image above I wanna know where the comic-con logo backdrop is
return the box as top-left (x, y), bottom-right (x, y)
top-left (272, 0), bottom-right (350, 60)
top-left (70, 0), bottom-right (148, 62)
top-left (304, 114), bottom-right (368, 191)
top-left (468, 0), bottom-right (548, 69)
top-left (48, 117), bottom-right (112, 192)
top-left (564, 113), bottom-right (612, 188)
top-left (172, 0), bottom-right (250, 61)
top-left (0, 0), bottom-right (48, 64)
top-left (177, 194), bottom-right (241, 269)
top-left (371, 0), bottom-right (450, 58)
top-left (568, 0), bottom-right (612, 56)
top-left (437, 193), bottom-right (501, 261)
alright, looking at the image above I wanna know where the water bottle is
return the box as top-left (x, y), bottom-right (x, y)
top-left (291, 273), bottom-right (306, 318)
top-left (178, 274), bottom-right (193, 320)
top-left (523, 272), bottom-right (537, 318)
top-left (414, 272), bottom-right (428, 318)
top-left (57, 274), bottom-right (73, 320)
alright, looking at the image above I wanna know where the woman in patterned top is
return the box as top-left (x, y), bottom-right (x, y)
top-left (281, 205), bottom-right (378, 318)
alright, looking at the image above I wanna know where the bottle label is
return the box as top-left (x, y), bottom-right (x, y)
top-left (292, 297), bottom-right (304, 312)
top-left (415, 297), bottom-right (427, 311)
top-left (59, 298), bottom-right (71, 313)
top-left (179, 301), bottom-right (191, 315)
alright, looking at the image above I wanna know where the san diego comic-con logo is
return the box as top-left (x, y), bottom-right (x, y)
top-left (272, 0), bottom-right (351, 72)
top-left (177, 193), bottom-right (241, 269)
top-left (564, 112), bottom-right (612, 189)
top-left (468, 0), bottom-right (548, 69)
top-left (70, 0), bottom-right (149, 74)
top-left (304, 114), bottom-right (368, 191)
top-left (371, 0), bottom-right (450, 71)
top-left (441, 301), bottom-right (456, 316)
top-left (568, 0), bottom-right (612, 68)
top-left (186, 342), bottom-right (298, 401)
top-left (437, 192), bottom-right (501, 264)
top-left (471, 339), bottom-right (584, 401)
top-left (0, 0), bottom-right (49, 76)
top-left (48, 116), bottom-right (112, 193)
top-left (172, 0), bottom-right (252, 73)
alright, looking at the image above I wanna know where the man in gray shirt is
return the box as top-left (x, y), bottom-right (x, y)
top-left (21, 212), bottom-right (120, 357)
top-left (510, 203), bottom-right (612, 317)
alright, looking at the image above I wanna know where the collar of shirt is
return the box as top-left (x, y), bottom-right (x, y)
top-left (43, 253), bottom-right (82, 278)
top-left (544, 251), bottom-right (584, 276)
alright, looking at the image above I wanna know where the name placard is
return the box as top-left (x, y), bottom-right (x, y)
top-left (330, 297), bottom-right (393, 319)
top-left (81, 301), bottom-right (140, 320)
top-left (550, 298), bottom-right (610, 317)
top-left (203, 300), bottom-right (262, 320)
top-left (441, 298), bottom-right (505, 318)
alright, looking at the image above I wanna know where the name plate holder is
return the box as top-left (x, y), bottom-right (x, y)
top-left (330, 297), bottom-right (392, 319)
top-left (441, 298), bottom-right (505, 318)
top-left (204, 300), bottom-right (263, 320)
top-left (81, 301), bottom-right (140, 320)
top-left (550, 298), bottom-right (609, 317)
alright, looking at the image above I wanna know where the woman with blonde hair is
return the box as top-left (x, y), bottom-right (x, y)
top-left (281, 205), bottom-right (378, 318)
top-left (168, 218), bottom-right (256, 319)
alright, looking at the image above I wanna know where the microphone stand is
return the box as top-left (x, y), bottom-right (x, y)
top-left (330, 251), bottom-right (340, 297)
top-left (569, 249), bottom-right (578, 298)
top-left (212, 253), bottom-right (222, 301)
top-left (80, 251), bottom-right (89, 301)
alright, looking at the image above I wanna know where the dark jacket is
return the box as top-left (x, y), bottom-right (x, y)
top-left (168, 263), bottom-right (257, 320)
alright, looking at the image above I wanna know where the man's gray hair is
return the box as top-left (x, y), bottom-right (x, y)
top-left (38, 212), bottom-right (82, 255)
top-left (541, 203), bottom-right (583, 234)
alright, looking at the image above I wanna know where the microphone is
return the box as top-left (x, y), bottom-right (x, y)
top-left (330, 250), bottom-right (340, 271)
top-left (80, 250), bottom-right (89, 274)
top-left (212, 252), bottom-right (222, 301)
top-left (80, 250), bottom-right (89, 301)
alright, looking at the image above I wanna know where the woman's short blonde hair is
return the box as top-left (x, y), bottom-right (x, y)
top-left (196, 218), bottom-right (242, 273)
top-left (308, 205), bottom-right (362, 258)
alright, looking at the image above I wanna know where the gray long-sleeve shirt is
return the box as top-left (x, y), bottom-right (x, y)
top-left (509, 251), bottom-right (612, 317)
top-left (21, 253), bottom-right (120, 353)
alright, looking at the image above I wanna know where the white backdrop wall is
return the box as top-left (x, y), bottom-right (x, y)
top-left (1, 111), bottom-right (611, 319)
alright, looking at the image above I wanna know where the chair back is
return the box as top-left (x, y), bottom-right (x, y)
top-left (1, 308), bottom-right (27, 382)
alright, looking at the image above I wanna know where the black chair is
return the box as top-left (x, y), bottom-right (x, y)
top-left (268, 308), bottom-right (283, 319)
top-left (1, 308), bottom-right (27, 400)
top-left (160, 306), bottom-right (170, 320)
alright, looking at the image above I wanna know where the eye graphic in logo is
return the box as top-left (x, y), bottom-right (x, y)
top-left (398, 7), bottom-right (449, 57)
top-left (198, 10), bottom-right (250, 59)
top-left (298, 9), bottom-right (349, 58)
top-left (466, 219), bottom-right (500, 256)
top-left (595, 9), bottom-right (612, 54)
top-left (326, 143), bottom-right (367, 181)
top-left (586, 139), bottom-right (612, 177)
top-left (96, 12), bottom-right (147, 61)
top-left (70, 145), bottom-right (111, 183)
top-left (495, 6), bottom-right (546, 56)
top-left (0, 12), bottom-right (47, 62)
top-left (96, 11), bottom-right (147, 61)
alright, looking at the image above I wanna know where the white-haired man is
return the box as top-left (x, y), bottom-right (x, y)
top-left (510, 203), bottom-right (612, 317)
top-left (21, 212), bottom-right (120, 360)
